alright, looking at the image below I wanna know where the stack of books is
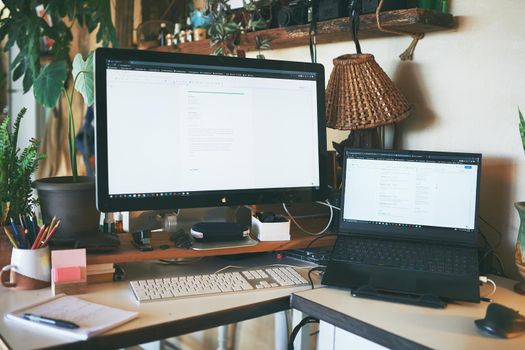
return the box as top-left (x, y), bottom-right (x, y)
top-left (86, 263), bottom-right (115, 283)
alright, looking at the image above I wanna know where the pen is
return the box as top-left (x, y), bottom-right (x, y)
top-left (22, 313), bottom-right (79, 329)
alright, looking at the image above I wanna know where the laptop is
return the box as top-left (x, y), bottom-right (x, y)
top-left (322, 149), bottom-right (481, 306)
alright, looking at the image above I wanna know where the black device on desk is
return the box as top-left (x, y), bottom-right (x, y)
top-left (475, 303), bottom-right (525, 338)
top-left (322, 149), bottom-right (482, 307)
top-left (94, 48), bottom-right (328, 247)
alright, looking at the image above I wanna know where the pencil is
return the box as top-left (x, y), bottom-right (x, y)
top-left (37, 216), bottom-right (56, 248)
top-left (32, 224), bottom-right (47, 250)
top-left (40, 220), bottom-right (60, 247)
top-left (9, 217), bottom-right (24, 248)
top-left (47, 216), bottom-right (57, 237)
top-left (2, 226), bottom-right (19, 248)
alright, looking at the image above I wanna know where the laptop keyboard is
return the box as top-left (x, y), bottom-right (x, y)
top-left (331, 236), bottom-right (477, 276)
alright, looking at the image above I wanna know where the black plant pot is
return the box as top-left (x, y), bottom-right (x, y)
top-left (34, 176), bottom-right (99, 245)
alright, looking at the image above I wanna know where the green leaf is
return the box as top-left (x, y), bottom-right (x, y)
top-left (213, 46), bottom-right (225, 56)
top-left (519, 108), bottom-right (525, 154)
top-left (12, 60), bottom-right (26, 81)
top-left (33, 60), bottom-right (68, 108)
top-left (22, 66), bottom-right (33, 94)
top-left (72, 52), bottom-right (94, 106)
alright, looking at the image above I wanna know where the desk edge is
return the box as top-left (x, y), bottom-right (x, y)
top-left (290, 292), bottom-right (431, 350)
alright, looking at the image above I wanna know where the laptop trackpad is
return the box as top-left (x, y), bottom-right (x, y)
top-left (370, 269), bottom-right (417, 292)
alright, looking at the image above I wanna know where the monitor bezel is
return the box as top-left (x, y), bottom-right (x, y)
top-left (94, 48), bottom-right (328, 212)
top-left (338, 148), bottom-right (482, 247)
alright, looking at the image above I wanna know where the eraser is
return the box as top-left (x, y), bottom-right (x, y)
top-left (52, 266), bottom-right (82, 283)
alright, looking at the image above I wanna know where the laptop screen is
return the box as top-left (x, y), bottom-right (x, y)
top-left (339, 149), bottom-right (481, 245)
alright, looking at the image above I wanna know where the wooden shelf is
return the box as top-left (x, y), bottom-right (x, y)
top-left (173, 8), bottom-right (454, 56)
top-left (86, 218), bottom-right (336, 264)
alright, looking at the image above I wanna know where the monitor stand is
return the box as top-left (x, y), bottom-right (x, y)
top-left (191, 236), bottom-right (258, 250)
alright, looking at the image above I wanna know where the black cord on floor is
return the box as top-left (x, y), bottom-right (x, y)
top-left (288, 316), bottom-right (319, 350)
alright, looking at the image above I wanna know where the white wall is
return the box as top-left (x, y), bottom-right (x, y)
top-left (248, 0), bottom-right (525, 279)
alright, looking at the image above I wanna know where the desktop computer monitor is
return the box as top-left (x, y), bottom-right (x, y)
top-left (94, 48), bottom-right (328, 213)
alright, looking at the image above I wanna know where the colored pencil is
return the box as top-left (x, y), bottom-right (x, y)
top-left (2, 226), bottom-right (19, 248)
top-left (32, 224), bottom-right (47, 250)
top-left (40, 220), bottom-right (61, 247)
top-left (9, 217), bottom-right (24, 248)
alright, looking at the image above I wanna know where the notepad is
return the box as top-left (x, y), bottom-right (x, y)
top-left (5, 294), bottom-right (138, 340)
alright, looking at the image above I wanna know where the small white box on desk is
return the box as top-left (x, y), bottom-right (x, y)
top-left (251, 215), bottom-right (291, 241)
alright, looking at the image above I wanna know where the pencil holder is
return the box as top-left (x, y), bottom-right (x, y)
top-left (1, 246), bottom-right (51, 290)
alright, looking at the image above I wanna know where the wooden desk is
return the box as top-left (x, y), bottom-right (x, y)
top-left (87, 218), bottom-right (336, 264)
top-left (0, 254), bottom-right (317, 350)
top-left (291, 276), bottom-right (525, 350)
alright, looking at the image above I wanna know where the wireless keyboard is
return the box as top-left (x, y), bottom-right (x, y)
top-left (129, 266), bottom-right (310, 303)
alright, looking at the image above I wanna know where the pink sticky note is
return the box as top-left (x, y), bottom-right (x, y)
top-left (51, 249), bottom-right (87, 281)
top-left (52, 266), bottom-right (82, 283)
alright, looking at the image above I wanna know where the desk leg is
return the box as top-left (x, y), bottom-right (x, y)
top-left (217, 324), bottom-right (237, 350)
top-left (274, 310), bottom-right (290, 350)
top-left (217, 325), bottom-right (228, 350)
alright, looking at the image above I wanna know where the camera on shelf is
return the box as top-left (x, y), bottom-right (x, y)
top-left (272, 0), bottom-right (310, 28)
top-left (270, 0), bottom-right (411, 29)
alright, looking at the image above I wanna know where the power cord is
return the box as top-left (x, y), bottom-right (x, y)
top-left (282, 200), bottom-right (336, 236)
top-left (478, 229), bottom-right (506, 277)
top-left (303, 233), bottom-right (339, 253)
top-left (307, 266), bottom-right (325, 289)
top-left (479, 276), bottom-right (497, 299)
top-left (288, 316), bottom-right (319, 350)
top-left (478, 216), bottom-right (502, 249)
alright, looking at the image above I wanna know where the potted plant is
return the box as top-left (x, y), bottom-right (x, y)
top-left (32, 53), bottom-right (101, 244)
top-left (514, 108), bottom-right (525, 294)
top-left (0, 107), bottom-right (46, 222)
top-left (0, 108), bottom-right (46, 264)
top-left (0, 2), bottom-right (117, 244)
top-left (206, 0), bottom-right (272, 57)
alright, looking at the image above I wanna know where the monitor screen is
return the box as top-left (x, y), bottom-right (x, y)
top-left (94, 48), bottom-right (327, 212)
top-left (339, 149), bottom-right (481, 245)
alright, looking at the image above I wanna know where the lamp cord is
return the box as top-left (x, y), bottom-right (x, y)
top-left (349, 0), bottom-right (362, 54)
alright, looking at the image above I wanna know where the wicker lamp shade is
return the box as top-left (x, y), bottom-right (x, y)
top-left (326, 53), bottom-right (412, 130)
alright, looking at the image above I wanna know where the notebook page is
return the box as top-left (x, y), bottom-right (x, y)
top-left (5, 294), bottom-right (138, 340)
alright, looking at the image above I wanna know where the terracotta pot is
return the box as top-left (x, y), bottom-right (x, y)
top-left (34, 176), bottom-right (99, 245)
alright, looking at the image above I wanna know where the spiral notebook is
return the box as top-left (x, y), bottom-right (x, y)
top-left (5, 294), bottom-right (138, 340)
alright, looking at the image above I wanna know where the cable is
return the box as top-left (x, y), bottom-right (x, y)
top-left (282, 200), bottom-right (333, 236)
top-left (307, 266), bottom-right (325, 289)
top-left (478, 216), bottom-right (502, 249)
top-left (303, 233), bottom-right (339, 253)
top-left (479, 276), bottom-right (497, 297)
top-left (309, 0), bottom-right (319, 63)
top-left (316, 200), bottom-right (340, 211)
top-left (478, 229), bottom-right (506, 277)
top-left (288, 316), bottom-right (319, 350)
top-left (213, 263), bottom-right (316, 275)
